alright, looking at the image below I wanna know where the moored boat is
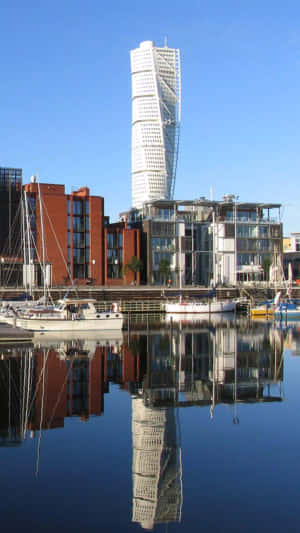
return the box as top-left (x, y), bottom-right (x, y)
top-left (164, 299), bottom-right (236, 314)
top-left (250, 302), bottom-right (274, 318)
top-left (1, 298), bottom-right (124, 331)
top-left (274, 301), bottom-right (300, 321)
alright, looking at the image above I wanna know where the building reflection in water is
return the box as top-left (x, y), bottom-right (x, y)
top-left (130, 318), bottom-right (285, 529)
top-left (0, 333), bottom-right (125, 445)
top-left (0, 320), bottom-right (287, 527)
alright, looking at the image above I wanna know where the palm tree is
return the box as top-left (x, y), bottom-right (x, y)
top-left (124, 256), bottom-right (143, 285)
top-left (158, 258), bottom-right (171, 285)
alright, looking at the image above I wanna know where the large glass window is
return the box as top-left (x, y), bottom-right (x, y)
top-left (237, 210), bottom-right (257, 222)
top-left (237, 225), bottom-right (257, 238)
top-left (259, 226), bottom-right (269, 237)
top-left (237, 254), bottom-right (255, 265)
top-left (73, 200), bottom-right (83, 215)
top-left (257, 239), bottom-right (272, 251)
top-left (153, 251), bottom-right (172, 266)
top-left (157, 208), bottom-right (173, 220)
top-left (151, 237), bottom-right (174, 251)
top-left (73, 217), bottom-right (84, 232)
top-left (73, 248), bottom-right (85, 263)
top-left (73, 233), bottom-right (84, 247)
top-left (237, 239), bottom-right (257, 251)
top-left (107, 233), bottom-right (114, 248)
top-left (106, 230), bottom-right (123, 278)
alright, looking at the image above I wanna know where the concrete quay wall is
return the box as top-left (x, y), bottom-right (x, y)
top-left (0, 285), bottom-right (298, 307)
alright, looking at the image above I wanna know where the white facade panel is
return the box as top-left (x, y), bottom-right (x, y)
top-left (223, 238), bottom-right (235, 252)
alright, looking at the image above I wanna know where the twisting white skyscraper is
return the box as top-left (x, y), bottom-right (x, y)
top-left (130, 40), bottom-right (181, 209)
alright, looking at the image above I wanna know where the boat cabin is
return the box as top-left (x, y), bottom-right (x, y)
top-left (56, 298), bottom-right (98, 319)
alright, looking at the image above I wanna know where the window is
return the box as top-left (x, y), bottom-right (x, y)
top-left (237, 225), bottom-right (257, 238)
top-left (73, 200), bottom-right (83, 216)
top-left (259, 226), bottom-right (269, 237)
top-left (73, 233), bottom-right (84, 247)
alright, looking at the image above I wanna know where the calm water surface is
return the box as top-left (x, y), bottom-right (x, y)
top-left (0, 316), bottom-right (299, 532)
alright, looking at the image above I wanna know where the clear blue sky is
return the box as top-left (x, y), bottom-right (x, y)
top-left (1, 0), bottom-right (299, 234)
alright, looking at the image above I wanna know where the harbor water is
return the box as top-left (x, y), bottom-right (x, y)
top-left (0, 315), bottom-right (299, 532)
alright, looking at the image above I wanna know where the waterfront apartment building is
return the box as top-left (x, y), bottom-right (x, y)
top-left (104, 222), bottom-right (141, 286)
top-left (0, 167), bottom-right (23, 285)
top-left (122, 196), bottom-right (283, 286)
top-left (23, 179), bottom-right (104, 286)
top-left (130, 40), bottom-right (181, 209)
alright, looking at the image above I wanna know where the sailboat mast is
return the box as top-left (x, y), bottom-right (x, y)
top-left (21, 192), bottom-right (27, 274)
top-left (24, 190), bottom-right (33, 297)
top-left (37, 177), bottom-right (47, 302)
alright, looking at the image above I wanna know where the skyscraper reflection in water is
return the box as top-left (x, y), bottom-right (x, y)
top-left (131, 398), bottom-right (182, 529)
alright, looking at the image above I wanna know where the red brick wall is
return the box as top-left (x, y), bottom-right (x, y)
top-left (104, 225), bottom-right (141, 286)
top-left (24, 182), bottom-right (104, 286)
top-left (89, 196), bottom-right (104, 285)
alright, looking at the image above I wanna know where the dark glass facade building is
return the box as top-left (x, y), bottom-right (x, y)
top-left (0, 167), bottom-right (22, 256)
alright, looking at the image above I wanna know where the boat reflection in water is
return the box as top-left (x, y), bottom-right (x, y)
top-left (0, 319), bottom-right (288, 529)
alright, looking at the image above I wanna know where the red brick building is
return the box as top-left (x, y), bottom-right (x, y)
top-left (24, 181), bottom-right (104, 286)
top-left (104, 222), bottom-right (141, 285)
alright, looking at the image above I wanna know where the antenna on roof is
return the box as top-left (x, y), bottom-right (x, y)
top-left (164, 36), bottom-right (168, 47)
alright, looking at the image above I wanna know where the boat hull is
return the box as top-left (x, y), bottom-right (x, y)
top-left (250, 306), bottom-right (274, 318)
top-left (274, 302), bottom-right (300, 321)
top-left (164, 301), bottom-right (236, 314)
top-left (274, 310), bottom-right (300, 320)
top-left (13, 315), bottom-right (123, 332)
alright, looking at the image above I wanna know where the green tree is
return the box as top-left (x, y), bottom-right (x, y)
top-left (158, 258), bottom-right (171, 285)
top-left (124, 256), bottom-right (143, 284)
